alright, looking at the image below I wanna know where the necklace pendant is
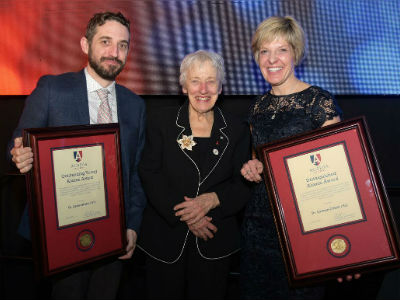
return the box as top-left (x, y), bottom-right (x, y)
top-left (271, 114), bottom-right (275, 120)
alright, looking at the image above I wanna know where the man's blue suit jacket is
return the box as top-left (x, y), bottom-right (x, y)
top-left (10, 70), bottom-right (147, 238)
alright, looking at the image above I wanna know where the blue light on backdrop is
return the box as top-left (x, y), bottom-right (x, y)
top-left (138, 0), bottom-right (400, 95)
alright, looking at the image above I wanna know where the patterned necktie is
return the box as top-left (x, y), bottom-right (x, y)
top-left (96, 88), bottom-right (113, 123)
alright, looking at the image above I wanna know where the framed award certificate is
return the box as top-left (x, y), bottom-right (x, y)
top-left (23, 124), bottom-right (126, 277)
top-left (257, 117), bottom-right (400, 287)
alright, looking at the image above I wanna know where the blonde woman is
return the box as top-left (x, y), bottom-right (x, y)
top-left (240, 16), bottom-right (342, 299)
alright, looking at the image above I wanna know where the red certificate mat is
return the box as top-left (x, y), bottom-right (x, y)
top-left (257, 117), bottom-right (400, 287)
top-left (23, 124), bottom-right (126, 277)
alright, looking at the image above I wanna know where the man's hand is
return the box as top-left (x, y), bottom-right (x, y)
top-left (119, 229), bottom-right (137, 260)
top-left (10, 137), bottom-right (33, 173)
top-left (174, 192), bottom-right (219, 225)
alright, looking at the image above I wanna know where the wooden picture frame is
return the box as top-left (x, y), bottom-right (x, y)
top-left (258, 117), bottom-right (400, 287)
top-left (24, 124), bottom-right (126, 277)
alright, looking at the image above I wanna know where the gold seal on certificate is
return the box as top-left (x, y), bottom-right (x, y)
top-left (327, 235), bottom-right (350, 257)
top-left (331, 238), bottom-right (346, 254)
top-left (80, 233), bottom-right (92, 248)
top-left (77, 230), bottom-right (95, 251)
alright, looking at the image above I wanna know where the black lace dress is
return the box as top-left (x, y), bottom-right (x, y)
top-left (240, 86), bottom-right (343, 300)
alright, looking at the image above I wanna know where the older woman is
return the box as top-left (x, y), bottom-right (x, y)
top-left (138, 50), bottom-right (251, 300)
top-left (240, 16), bottom-right (343, 299)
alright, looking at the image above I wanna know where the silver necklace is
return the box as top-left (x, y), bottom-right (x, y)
top-left (270, 91), bottom-right (299, 120)
top-left (269, 81), bottom-right (303, 120)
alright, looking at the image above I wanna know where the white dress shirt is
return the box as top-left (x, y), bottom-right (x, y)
top-left (84, 68), bottom-right (118, 124)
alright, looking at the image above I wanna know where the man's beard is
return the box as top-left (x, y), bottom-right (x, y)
top-left (88, 48), bottom-right (125, 81)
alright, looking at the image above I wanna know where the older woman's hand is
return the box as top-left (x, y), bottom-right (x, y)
top-left (241, 159), bottom-right (263, 183)
top-left (174, 192), bottom-right (219, 225)
top-left (188, 216), bottom-right (218, 241)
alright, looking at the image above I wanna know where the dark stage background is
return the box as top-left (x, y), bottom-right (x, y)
top-left (1, 94), bottom-right (400, 299)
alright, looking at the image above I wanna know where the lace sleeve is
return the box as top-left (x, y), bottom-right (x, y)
top-left (311, 90), bottom-right (343, 127)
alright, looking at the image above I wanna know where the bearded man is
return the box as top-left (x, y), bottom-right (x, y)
top-left (8, 11), bottom-right (146, 300)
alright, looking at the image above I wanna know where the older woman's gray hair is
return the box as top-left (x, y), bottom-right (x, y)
top-left (179, 50), bottom-right (226, 89)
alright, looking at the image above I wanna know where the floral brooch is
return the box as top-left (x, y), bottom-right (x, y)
top-left (177, 134), bottom-right (197, 151)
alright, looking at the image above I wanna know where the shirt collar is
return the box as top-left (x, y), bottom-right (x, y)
top-left (84, 67), bottom-right (116, 95)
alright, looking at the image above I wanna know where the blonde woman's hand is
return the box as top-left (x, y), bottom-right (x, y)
top-left (241, 159), bottom-right (263, 183)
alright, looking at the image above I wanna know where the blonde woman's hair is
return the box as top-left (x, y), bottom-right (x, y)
top-left (251, 16), bottom-right (305, 66)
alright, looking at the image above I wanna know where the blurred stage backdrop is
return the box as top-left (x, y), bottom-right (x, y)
top-left (0, 0), bottom-right (399, 95)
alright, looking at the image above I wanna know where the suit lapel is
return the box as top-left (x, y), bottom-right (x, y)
top-left (73, 70), bottom-right (90, 123)
top-left (175, 102), bottom-right (229, 186)
top-left (115, 85), bottom-right (129, 176)
top-left (175, 102), bottom-right (200, 174)
top-left (199, 107), bottom-right (228, 185)
top-left (115, 85), bottom-right (127, 126)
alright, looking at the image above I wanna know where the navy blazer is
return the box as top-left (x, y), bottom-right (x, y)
top-left (9, 70), bottom-right (147, 236)
top-left (138, 101), bottom-right (251, 262)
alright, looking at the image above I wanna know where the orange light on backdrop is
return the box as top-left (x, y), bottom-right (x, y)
top-left (0, 0), bottom-right (146, 95)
